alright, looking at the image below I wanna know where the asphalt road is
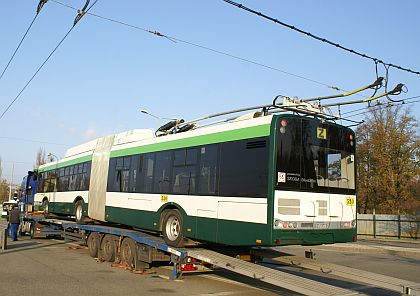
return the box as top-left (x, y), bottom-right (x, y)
top-left (1, 222), bottom-right (419, 296)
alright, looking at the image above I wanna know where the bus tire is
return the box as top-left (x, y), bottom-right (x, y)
top-left (42, 199), bottom-right (49, 218)
top-left (121, 237), bottom-right (136, 266)
top-left (74, 200), bottom-right (85, 224)
top-left (87, 232), bottom-right (100, 258)
top-left (101, 234), bottom-right (116, 262)
top-left (30, 222), bottom-right (36, 239)
top-left (162, 209), bottom-right (184, 247)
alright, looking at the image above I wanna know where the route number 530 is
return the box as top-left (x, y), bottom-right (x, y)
top-left (345, 197), bottom-right (355, 206)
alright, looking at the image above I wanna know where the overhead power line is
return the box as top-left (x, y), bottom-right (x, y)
top-left (50, 0), bottom-right (347, 92)
top-left (0, 0), bottom-right (48, 83)
top-left (0, 0), bottom-right (99, 121)
top-left (0, 136), bottom-right (71, 146)
top-left (345, 99), bottom-right (420, 119)
top-left (222, 0), bottom-right (420, 76)
top-left (341, 95), bottom-right (420, 116)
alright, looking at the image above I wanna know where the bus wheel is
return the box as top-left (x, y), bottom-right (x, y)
top-left (87, 232), bottom-right (100, 258)
top-left (30, 222), bottom-right (36, 239)
top-left (74, 200), bottom-right (85, 224)
top-left (162, 210), bottom-right (184, 247)
top-left (101, 234), bottom-right (116, 262)
top-left (121, 237), bottom-right (136, 266)
top-left (42, 199), bottom-right (49, 218)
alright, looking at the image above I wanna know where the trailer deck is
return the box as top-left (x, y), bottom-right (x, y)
top-left (18, 217), bottom-right (420, 296)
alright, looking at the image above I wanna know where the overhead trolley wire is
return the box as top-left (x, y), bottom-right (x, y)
top-left (0, 0), bottom-right (99, 121)
top-left (222, 0), bottom-right (420, 77)
top-left (0, 136), bottom-right (71, 146)
top-left (49, 0), bottom-right (347, 92)
top-left (344, 99), bottom-right (420, 119)
top-left (0, 0), bottom-right (48, 83)
top-left (340, 94), bottom-right (420, 116)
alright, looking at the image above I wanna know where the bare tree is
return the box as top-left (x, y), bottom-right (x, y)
top-left (357, 105), bottom-right (420, 214)
top-left (35, 147), bottom-right (47, 169)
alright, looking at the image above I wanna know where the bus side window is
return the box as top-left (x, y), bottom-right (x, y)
top-left (153, 151), bottom-right (171, 193)
top-left (197, 144), bottom-right (219, 195)
top-left (143, 154), bottom-right (155, 193)
top-left (171, 148), bottom-right (199, 195)
top-left (219, 138), bottom-right (268, 198)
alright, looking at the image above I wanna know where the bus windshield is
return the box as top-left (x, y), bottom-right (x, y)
top-left (276, 116), bottom-right (355, 194)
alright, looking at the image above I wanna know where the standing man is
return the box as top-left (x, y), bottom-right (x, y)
top-left (8, 205), bottom-right (20, 241)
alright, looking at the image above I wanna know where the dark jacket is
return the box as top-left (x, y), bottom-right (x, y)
top-left (8, 207), bottom-right (20, 224)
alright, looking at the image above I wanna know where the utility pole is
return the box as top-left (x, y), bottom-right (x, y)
top-left (8, 162), bottom-right (14, 201)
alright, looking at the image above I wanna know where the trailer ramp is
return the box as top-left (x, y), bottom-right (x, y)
top-left (184, 248), bottom-right (362, 296)
top-left (251, 248), bottom-right (420, 296)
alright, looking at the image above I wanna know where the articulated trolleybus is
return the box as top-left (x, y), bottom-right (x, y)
top-left (35, 98), bottom-right (356, 247)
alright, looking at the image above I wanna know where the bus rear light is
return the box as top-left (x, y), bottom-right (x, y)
top-left (275, 239), bottom-right (281, 245)
top-left (274, 219), bottom-right (299, 229)
top-left (36, 227), bottom-right (43, 231)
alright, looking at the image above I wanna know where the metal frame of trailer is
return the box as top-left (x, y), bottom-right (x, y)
top-left (28, 218), bottom-right (420, 296)
top-left (59, 222), bottom-right (363, 296)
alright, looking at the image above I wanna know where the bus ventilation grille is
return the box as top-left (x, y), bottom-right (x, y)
top-left (246, 140), bottom-right (266, 149)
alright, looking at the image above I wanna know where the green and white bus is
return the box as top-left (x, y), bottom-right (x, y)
top-left (35, 113), bottom-right (356, 247)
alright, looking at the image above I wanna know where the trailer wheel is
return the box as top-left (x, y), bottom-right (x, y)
top-left (101, 234), bottom-right (117, 262)
top-left (87, 232), bottom-right (100, 258)
top-left (74, 200), bottom-right (85, 224)
top-left (162, 209), bottom-right (184, 247)
top-left (121, 237), bottom-right (136, 266)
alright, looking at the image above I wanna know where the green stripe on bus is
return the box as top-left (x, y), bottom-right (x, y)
top-left (39, 155), bottom-right (92, 172)
top-left (111, 124), bottom-right (271, 158)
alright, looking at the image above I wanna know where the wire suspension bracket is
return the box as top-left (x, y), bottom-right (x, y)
top-left (74, 0), bottom-right (90, 26)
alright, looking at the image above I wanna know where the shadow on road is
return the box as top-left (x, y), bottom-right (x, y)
top-left (0, 239), bottom-right (65, 255)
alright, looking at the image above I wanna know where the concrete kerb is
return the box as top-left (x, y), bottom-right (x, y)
top-left (309, 241), bottom-right (420, 258)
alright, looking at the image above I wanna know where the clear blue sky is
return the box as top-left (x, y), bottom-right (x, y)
top-left (1, 0), bottom-right (419, 185)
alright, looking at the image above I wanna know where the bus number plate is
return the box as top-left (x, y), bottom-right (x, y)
top-left (314, 222), bottom-right (328, 229)
top-left (345, 197), bottom-right (355, 206)
top-left (161, 194), bottom-right (168, 202)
